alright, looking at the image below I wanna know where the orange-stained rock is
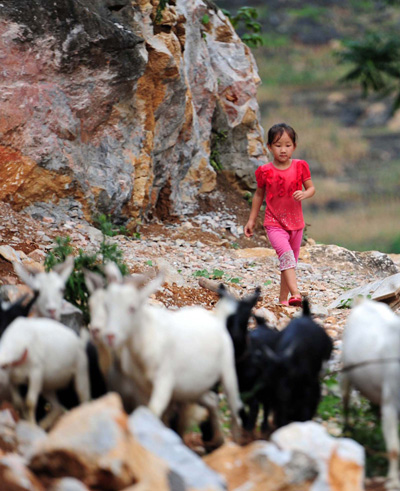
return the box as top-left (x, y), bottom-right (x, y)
top-left (204, 441), bottom-right (313, 491)
top-left (29, 393), bottom-right (170, 490)
top-left (0, 453), bottom-right (45, 491)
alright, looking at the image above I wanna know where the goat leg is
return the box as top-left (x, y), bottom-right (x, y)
top-left (198, 391), bottom-right (224, 450)
top-left (39, 391), bottom-right (65, 430)
top-left (340, 373), bottom-right (351, 431)
top-left (221, 366), bottom-right (243, 443)
top-left (148, 373), bottom-right (174, 418)
top-left (10, 384), bottom-right (26, 418)
top-left (74, 351), bottom-right (91, 404)
top-left (382, 398), bottom-right (400, 490)
top-left (26, 369), bottom-right (43, 425)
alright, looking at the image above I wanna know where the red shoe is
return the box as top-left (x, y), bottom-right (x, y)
top-left (288, 296), bottom-right (302, 307)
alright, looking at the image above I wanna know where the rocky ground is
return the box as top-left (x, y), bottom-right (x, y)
top-left (1, 174), bottom-right (399, 490)
top-left (1, 173), bottom-right (399, 345)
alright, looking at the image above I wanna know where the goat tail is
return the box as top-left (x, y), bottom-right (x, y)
top-left (302, 297), bottom-right (311, 317)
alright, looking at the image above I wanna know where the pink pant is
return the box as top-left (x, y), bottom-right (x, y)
top-left (265, 226), bottom-right (303, 271)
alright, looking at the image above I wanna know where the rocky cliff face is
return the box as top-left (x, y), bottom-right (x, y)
top-left (0, 0), bottom-right (266, 225)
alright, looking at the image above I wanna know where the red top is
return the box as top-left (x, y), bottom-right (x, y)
top-left (255, 159), bottom-right (311, 231)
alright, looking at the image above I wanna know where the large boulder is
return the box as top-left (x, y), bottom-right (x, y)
top-left (0, 0), bottom-right (266, 224)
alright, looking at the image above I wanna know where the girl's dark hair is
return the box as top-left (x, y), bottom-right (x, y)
top-left (267, 123), bottom-right (297, 145)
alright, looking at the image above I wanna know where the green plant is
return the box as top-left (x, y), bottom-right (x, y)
top-left (193, 268), bottom-right (210, 278)
top-left (230, 242), bottom-right (240, 250)
top-left (317, 375), bottom-right (342, 421)
top-left (344, 397), bottom-right (389, 478)
top-left (155, 0), bottom-right (169, 24)
top-left (192, 268), bottom-right (241, 284)
top-left (287, 6), bottom-right (328, 22)
top-left (201, 14), bottom-right (210, 25)
top-left (335, 32), bottom-right (400, 114)
top-left (243, 191), bottom-right (253, 205)
top-left (222, 7), bottom-right (263, 48)
top-left (94, 214), bottom-right (139, 239)
top-left (338, 298), bottom-right (353, 309)
top-left (319, 375), bottom-right (389, 478)
top-left (210, 129), bottom-right (228, 172)
top-left (45, 229), bottom-right (129, 323)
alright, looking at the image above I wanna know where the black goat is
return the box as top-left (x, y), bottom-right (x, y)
top-left (0, 293), bottom-right (38, 336)
top-left (269, 299), bottom-right (333, 429)
top-left (218, 285), bottom-right (281, 437)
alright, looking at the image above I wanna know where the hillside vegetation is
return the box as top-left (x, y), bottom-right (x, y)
top-left (216, 0), bottom-right (400, 253)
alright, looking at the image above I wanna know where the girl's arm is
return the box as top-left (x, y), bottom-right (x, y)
top-left (293, 179), bottom-right (315, 201)
top-left (244, 187), bottom-right (265, 237)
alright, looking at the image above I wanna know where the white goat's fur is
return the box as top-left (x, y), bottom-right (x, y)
top-left (84, 269), bottom-right (148, 412)
top-left (341, 299), bottom-right (400, 490)
top-left (13, 256), bottom-right (74, 321)
top-left (101, 268), bottom-right (243, 443)
top-left (0, 317), bottom-right (90, 429)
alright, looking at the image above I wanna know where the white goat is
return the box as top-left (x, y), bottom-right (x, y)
top-left (84, 268), bottom-right (148, 413)
top-left (0, 317), bottom-right (90, 429)
top-left (101, 266), bottom-right (243, 444)
top-left (13, 256), bottom-right (74, 321)
top-left (341, 299), bottom-right (400, 490)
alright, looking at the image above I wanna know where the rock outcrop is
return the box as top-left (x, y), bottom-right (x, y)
top-left (0, 0), bottom-right (266, 225)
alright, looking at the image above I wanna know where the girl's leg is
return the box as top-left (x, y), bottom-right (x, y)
top-left (284, 229), bottom-right (304, 300)
top-left (266, 227), bottom-right (303, 302)
top-left (281, 268), bottom-right (300, 299)
top-left (279, 273), bottom-right (290, 302)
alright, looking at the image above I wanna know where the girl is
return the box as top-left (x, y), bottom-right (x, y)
top-left (244, 123), bottom-right (315, 307)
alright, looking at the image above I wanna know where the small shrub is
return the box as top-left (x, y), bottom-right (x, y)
top-left (192, 268), bottom-right (241, 284)
top-left (45, 217), bottom-right (129, 323)
top-left (223, 7), bottom-right (263, 48)
top-left (210, 129), bottom-right (228, 172)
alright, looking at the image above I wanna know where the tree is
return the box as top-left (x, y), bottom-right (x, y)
top-left (336, 2), bottom-right (400, 114)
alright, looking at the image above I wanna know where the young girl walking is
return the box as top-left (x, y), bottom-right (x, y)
top-left (244, 123), bottom-right (315, 307)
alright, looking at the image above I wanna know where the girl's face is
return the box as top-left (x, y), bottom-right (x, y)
top-left (268, 131), bottom-right (296, 166)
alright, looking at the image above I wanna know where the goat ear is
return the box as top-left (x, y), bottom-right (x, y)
top-left (83, 269), bottom-right (105, 294)
top-left (52, 255), bottom-right (75, 284)
top-left (124, 272), bottom-right (151, 288)
top-left (13, 261), bottom-right (40, 291)
top-left (246, 287), bottom-right (261, 307)
top-left (217, 283), bottom-right (229, 299)
top-left (139, 271), bottom-right (165, 301)
top-left (104, 262), bottom-right (123, 284)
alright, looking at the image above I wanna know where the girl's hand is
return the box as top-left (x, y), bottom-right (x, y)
top-left (292, 190), bottom-right (305, 201)
top-left (244, 221), bottom-right (255, 237)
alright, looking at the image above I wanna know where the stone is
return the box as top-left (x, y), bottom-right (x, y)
top-left (129, 406), bottom-right (226, 491)
top-left (15, 421), bottom-right (47, 461)
top-left (29, 393), bottom-right (170, 490)
top-left (271, 421), bottom-right (365, 491)
top-left (0, 452), bottom-right (45, 490)
top-left (204, 440), bottom-right (316, 490)
top-left (234, 248), bottom-right (276, 259)
top-left (329, 272), bottom-right (400, 309)
top-left (0, 245), bottom-right (23, 263)
top-left (47, 477), bottom-right (90, 491)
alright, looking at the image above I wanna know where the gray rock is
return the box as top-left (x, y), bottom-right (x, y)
top-left (128, 406), bottom-right (226, 491)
